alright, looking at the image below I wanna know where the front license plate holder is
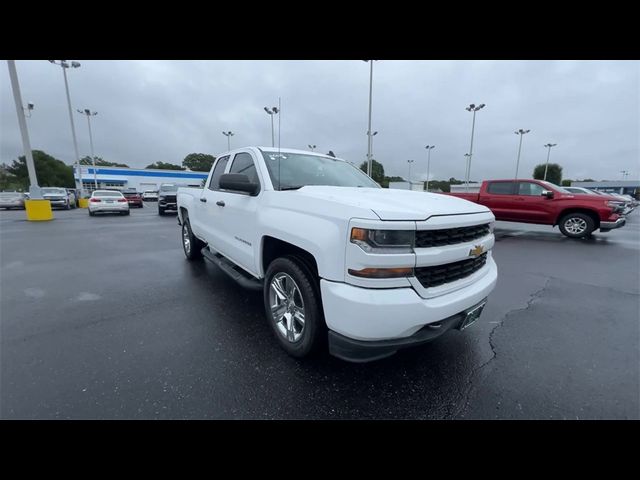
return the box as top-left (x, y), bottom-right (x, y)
top-left (459, 300), bottom-right (487, 330)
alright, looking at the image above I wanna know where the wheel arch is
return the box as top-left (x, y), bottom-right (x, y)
top-left (556, 208), bottom-right (600, 229)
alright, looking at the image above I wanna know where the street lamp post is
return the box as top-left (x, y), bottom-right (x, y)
top-left (367, 131), bottom-right (378, 177)
top-left (465, 103), bottom-right (485, 192)
top-left (7, 61), bottom-right (40, 199)
top-left (222, 131), bottom-right (234, 151)
top-left (514, 129), bottom-right (531, 180)
top-left (308, 144), bottom-right (316, 152)
top-left (543, 143), bottom-right (557, 181)
top-left (78, 109), bottom-right (99, 190)
top-left (425, 145), bottom-right (435, 191)
top-left (264, 107), bottom-right (279, 147)
top-left (407, 160), bottom-right (414, 184)
top-left (49, 60), bottom-right (84, 197)
top-left (364, 60), bottom-right (376, 177)
top-left (464, 153), bottom-right (471, 185)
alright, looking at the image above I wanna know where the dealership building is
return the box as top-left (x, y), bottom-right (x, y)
top-left (73, 166), bottom-right (209, 193)
top-left (570, 180), bottom-right (639, 197)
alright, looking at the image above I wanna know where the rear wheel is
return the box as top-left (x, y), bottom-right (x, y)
top-left (88, 210), bottom-right (95, 216)
top-left (124, 210), bottom-right (130, 216)
top-left (264, 256), bottom-right (325, 358)
top-left (158, 207), bottom-right (165, 216)
top-left (181, 216), bottom-right (203, 260)
top-left (559, 213), bottom-right (595, 238)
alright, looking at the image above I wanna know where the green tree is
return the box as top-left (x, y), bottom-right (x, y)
top-left (4, 150), bottom-right (74, 189)
top-left (145, 161), bottom-right (185, 170)
top-left (80, 156), bottom-right (129, 168)
top-left (561, 179), bottom-right (572, 186)
top-left (359, 159), bottom-right (385, 185)
top-left (533, 163), bottom-right (563, 185)
top-left (182, 153), bottom-right (216, 172)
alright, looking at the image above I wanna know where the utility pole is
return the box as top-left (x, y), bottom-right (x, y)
top-left (465, 103), bottom-right (485, 192)
top-left (222, 131), bottom-right (234, 151)
top-left (264, 106), bottom-right (279, 147)
top-left (425, 145), bottom-right (435, 191)
top-left (78, 109), bottom-right (99, 190)
top-left (514, 129), bottom-right (531, 180)
top-left (543, 143), bottom-right (557, 181)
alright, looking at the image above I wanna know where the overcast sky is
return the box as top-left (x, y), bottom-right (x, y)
top-left (1, 60), bottom-right (638, 182)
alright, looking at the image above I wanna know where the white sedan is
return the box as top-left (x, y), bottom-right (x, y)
top-left (88, 190), bottom-right (130, 216)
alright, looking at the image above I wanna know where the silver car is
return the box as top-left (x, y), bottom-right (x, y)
top-left (41, 187), bottom-right (74, 209)
top-left (0, 192), bottom-right (25, 210)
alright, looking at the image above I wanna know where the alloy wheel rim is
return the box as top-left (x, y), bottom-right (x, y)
top-left (182, 224), bottom-right (191, 254)
top-left (565, 217), bottom-right (587, 234)
top-left (269, 272), bottom-right (305, 343)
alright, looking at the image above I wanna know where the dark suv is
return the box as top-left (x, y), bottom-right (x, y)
top-left (158, 184), bottom-right (179, 215)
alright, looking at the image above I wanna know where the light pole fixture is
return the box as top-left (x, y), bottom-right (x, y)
top-left (543, 143), bottom-right (557, 181)
top-left (620, 170), bottom-right (629, 180)
top-left (425, 145), bottom-right (435, 191)
top-left (308, 144), bottom-right (316, 152)
top-left (465, 103), bottom-right (485, 192)
top-left (364, 60), bottom-right (377, 177)
top-left (23, 101), bottom-right (34, 118)
top-left (264, 106), bottom-right (279, 147)
top-left (407, 160), bottom-right (414, 183)
top-left (77, 109), bottom-right (99, 190)
top-left (222, 131), bottom-right (234, 150)
top-left (514, 129), bottom-right (531, 180)
top-left (367, 130), bottom-right (378, 175)
top-left (49, 60), bottom-right (84, 197)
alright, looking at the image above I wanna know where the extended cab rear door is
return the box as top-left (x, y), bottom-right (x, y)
top-left (481, 181), bottom-right (522, 221)
top-left (195, 155), bottom-right (230, 250)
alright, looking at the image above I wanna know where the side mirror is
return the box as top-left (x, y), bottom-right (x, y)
top-left (541, 190), bottom-right (554, 199)
top-left (219, 173), bottom-right (259, 195)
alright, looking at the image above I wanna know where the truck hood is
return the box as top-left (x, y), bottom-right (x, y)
top-left (291, 186), bottom-right (490, 221)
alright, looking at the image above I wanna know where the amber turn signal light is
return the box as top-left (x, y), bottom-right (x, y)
top-left (347, 267), bottom-right (413, 278)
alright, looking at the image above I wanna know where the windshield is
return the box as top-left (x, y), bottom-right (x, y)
top-left (260, 151), bottom-right (379, 190)
top-left (160, 185), bottom-right (178, 192)
top-left (42, 188), bottom-right (66, 195)
top-left (539, 180), bottom-right (571, 194)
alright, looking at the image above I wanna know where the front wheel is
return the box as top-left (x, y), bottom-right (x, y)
top-left (264, 256), bottom-right (325, 358)
top-left (559, 213), bottom-right (595, 238)
top-left (158, 207), bottom-right (165, 216)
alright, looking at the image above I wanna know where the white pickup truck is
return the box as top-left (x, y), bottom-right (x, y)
top-left (177, 147), bottom-right (497, 362)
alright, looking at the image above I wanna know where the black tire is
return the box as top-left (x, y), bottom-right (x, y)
top-left (158, 207), bottom-right (165, 216)
top-left (88, 210), bottom-right (95, 216)
top-left (263, 256), bottom-right (325, 358)
top-left (124, 210), bottom-right (130, 216)
top-left (181, 216), bottom-right (203, 260)
top-left (558, 213), bottom-right (595, 238)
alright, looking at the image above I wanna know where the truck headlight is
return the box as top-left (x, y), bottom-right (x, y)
top-left (488, 221), bottom-right (495, 233)
top-left (350, 228), bottom-right (414, 253)
top-left (606, 201), bottom-right (623, 208)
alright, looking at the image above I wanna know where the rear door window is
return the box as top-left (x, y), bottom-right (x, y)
top-left (208, 156), bottom-right (230, 191)
top-left (487, 182), bottom-right (516, 195)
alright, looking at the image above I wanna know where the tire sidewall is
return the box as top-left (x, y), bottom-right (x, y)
top-left (181, 217), bottom-right (202, 260)
top-left (263, 257), bottom-right (324, 358)
top-left (560, 213), bottom-right (595, 238)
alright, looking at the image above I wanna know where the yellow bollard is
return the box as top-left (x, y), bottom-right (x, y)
top-left (24, 199), bottom-right (54, 221)
top-left (78, 198), bottom-right (89, 208)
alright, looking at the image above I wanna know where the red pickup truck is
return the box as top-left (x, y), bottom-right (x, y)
top-left (445, 179), bottom-right (626, 239)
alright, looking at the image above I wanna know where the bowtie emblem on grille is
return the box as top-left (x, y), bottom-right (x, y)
top-left (469, 245), bottom-right (484, 257)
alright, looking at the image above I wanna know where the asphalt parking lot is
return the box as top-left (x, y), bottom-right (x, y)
top-left (1, 203), bottom-right (638, 419)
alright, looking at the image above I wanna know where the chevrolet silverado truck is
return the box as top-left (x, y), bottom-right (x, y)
top-left (445, 179), bottom-right (626, 239)
top-left (177, 147), bottom-right (497, 362)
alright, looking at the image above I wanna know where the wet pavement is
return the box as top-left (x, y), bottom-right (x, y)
top-left (1, 204), bottom-right (638, 419)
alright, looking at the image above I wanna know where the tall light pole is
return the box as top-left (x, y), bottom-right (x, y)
top-left (49, 60), bottom-right (84, 197)
top-left (620, 170), bottom-right (629, 180)
top-left (425, 145), bottom-right (435, 191)
top-left (514, 129), bottom-right (531, 180)
top-left (464, 153), bottom-right (471, 184)
top-left (407, 160), bottom-right (414, 184)
top-left (7, 61), bottom-right (41, 199)
top-left (78, 109), bottom-right (98, 190)
top-left (368, 131), bottom-right (378, 173)
top-left (308, 144), bottom-right (316, 152)
top-left (222, 131), bottom-right (234, 150)
top-left (465, 103), bottom-right (485, 192)
top-left (264, 106), bottom-right (279, 147)
top-left (543, 143), bottom-right (557, 181)
top-left (364, 60), bottom-right (377, 177)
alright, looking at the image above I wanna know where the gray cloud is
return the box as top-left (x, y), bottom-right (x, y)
top-left (2, 60), bottom-right (638, 182)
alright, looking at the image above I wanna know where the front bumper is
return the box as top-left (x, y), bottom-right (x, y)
top-left (159, 201), bottom-right (177, 210)
top-left (600, 217), bottom-right (626, 230)
top-left (320, 257), bottom-right (497, 346)
top-left (328, 298), bottom-right (487, 362)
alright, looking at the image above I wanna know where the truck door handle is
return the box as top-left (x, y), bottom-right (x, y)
top-left (216, 200), bottom-right (225, 207)
top-left (200, 198), bottom-right (207, 203)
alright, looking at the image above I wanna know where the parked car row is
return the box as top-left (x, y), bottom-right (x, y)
top-left (563, 187), bottom-right (637, 215)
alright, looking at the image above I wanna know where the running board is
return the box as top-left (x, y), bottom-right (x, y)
top-left (201, 247), bottom-right (263, 291)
